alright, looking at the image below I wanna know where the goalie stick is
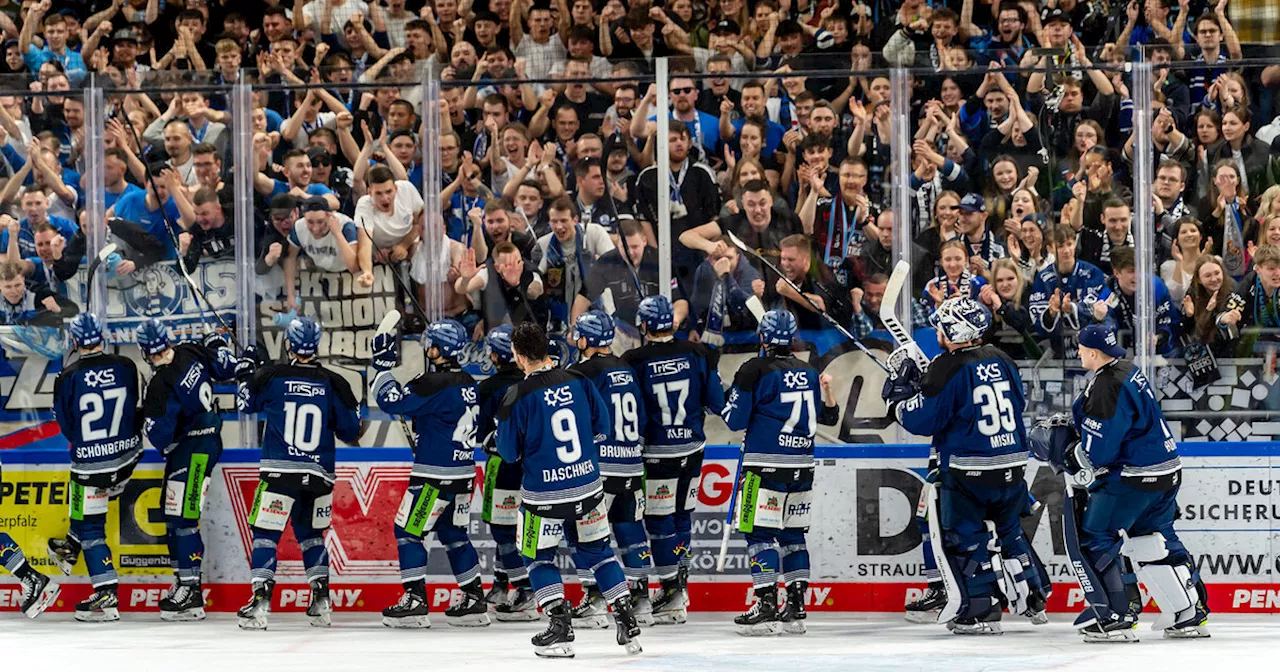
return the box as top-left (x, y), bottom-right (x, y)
top-left (724, 230), bottom-right (890, 374)
top-left (879, 260), bottom-right (932, 373)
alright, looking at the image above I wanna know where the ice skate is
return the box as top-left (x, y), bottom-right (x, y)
top-left (46, 537), bottom-right (80, 576)
top-left (237, 581), bottom-right (274, 630)
top-left (611, 595), bottom-right (643, 655)
top-left (650, 577), bottom-right (688, 625)
top-left (159, 582), bottom-right (206, 622)
top-left (445, 580), bottom-right (492, 627)
top-left (495, 584), bottom-right (539, 622)
top-left (905, 584), bottom-right (946, 624)
top-left (570, 584), bottom-right (610, 629)
top-left (382, 581), bottom-right (431, 629)
top-left (778, 581), bottom-right (808, 635)
top-left (951, 608), bottom-right (1003, 635)
top-left (735, 587), bottom-right (782, 637)
top-left (307, 578), bottom-right (332, 627)
top-left (532, 599), bottom-right (575, 658)
top-left (630, 581), bottom-right (654, 626)
top-left (19, 570), bottom-right (59, 619)
top-left (74, 585), bottom-right (120, 623)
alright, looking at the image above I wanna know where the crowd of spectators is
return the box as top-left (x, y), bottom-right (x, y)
top-left (0, 0), bottom-right (1277, 371)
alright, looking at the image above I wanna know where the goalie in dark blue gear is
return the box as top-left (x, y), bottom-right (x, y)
top-left (49, 313), bottom-right (143, 622)
top-left (477, 325), bottom-right (539, 621)
top-left (568, 311), bottom-right (655, 628)
top-left (138, 317), bottom-right (238, 621)
top-left (623, 294), bottom-right (725, 624)
top-left (372, 318), bottom-right (492, 629)
top-left (497, 322), bottom-right (642, 659)
top-left (887, 297), bottom-right (1045, 635)
top-left (236, 316), bottom-right (363, 630)
top-left (1054, 324), bottom-right (1209, 643)
top-left (722, 309), bottom-right (839, 636)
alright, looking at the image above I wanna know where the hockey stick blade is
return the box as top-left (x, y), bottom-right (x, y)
top-left (377, 309), bottom-right (402, 335)
top-left (744, 296), bottom-right (766, 322)
top-left (83, 242), bottom-right (118, 309)
top-left (880, 261), bottom-right (931, 372)
top-left (724, 230), bottom-right (890, 373)
top-left (600, 287), bottom-right (617, 316)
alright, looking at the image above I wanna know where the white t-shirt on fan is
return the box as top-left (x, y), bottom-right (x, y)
top-left (355, 180), bottom-right (425, 250)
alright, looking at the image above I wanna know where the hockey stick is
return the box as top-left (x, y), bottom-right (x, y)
top-left (84, 242), bottom-right (118, 304)
top-left (724, 230), bottom-right (890, 374)
top-left (115, 111), bottom-right (241, 352)
top-left (370, 309), bottom-right (417, 447)
top-left (355, 214), bottom-right (430, 322)
top-left (879, 260), bottom-right (931, 372)
top-left (716, 445), bottom-right (745, 573)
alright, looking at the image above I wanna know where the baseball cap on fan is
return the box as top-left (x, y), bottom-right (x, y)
top-left (712, 20), bottom-right (740, 35)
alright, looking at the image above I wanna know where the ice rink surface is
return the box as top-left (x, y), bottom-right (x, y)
top-left (1, 612), bottom-right (1276, 671)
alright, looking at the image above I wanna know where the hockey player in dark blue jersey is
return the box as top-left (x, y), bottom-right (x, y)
top-left (721, 310), bottom-right (839, 636)
top-left (138, 317), bottom-right (238, 621)
top-left (567, 311), bottom-right (654, 629)
top-left (885, 296), bottom-right (1045, 635)
top-left (235, 317), bottom-right (363, 630)
top-left (48, 313), bottom-right (143, 621)
top-left (477, 325), bottom-right (540, 622)
top-left (0, 461), bottom-right (60, 618)
top-left (496, 322), bottom-right (641, 658)
top-left (371, 318), bottom-right (492, 629)
top-left (1034, 323), bottom-right (1208, 642)
top-left (622, 294), bottom-right (725, 624)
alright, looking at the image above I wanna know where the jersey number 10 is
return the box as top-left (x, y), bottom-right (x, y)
top-left (283, 401), bottom-right (322, 452)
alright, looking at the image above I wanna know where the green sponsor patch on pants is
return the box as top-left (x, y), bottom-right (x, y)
top-left (69, 482), bottom-right (85, 522)
top-left (184, 453), bottom-right (209, 519)
top-left (404, 483), bottom-right (440, 537)
top-left (521, 510), bottom-right (543, 558)
top-left (248, 481), bottom-right (268, 527)
top-left (482, 455), bottom-right (502, 523)
top-left (737, 472), bottom-right (762, 534)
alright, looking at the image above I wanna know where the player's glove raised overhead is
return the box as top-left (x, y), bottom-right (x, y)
top-left (371, 332), bottom-right (399, 372)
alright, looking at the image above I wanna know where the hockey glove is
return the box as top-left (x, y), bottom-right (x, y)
top-left (371, 332), bottom-right (399, 371)
top-left (881, 358), bottom-right (921, 405)
top-left (235, 345), bottom-right (260, 381)
top-left (203, 330), bottom-right (229, 352)
top-left (1063, 441), bottom-right (1096, 488)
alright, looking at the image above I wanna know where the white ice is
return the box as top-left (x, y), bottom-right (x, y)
top-left (1, 613), bottom-right (1277, 671)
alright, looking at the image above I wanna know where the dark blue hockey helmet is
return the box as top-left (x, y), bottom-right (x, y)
top-left (929, 296), bottom-right (991, 344)
top-left (69, 312), bottom-right (104, 349)
top-left (758, 309), bottom-right (798, 347)
top-left (286, 316), bottom-right (322, 357)
top-left (486, 324), bottom-right (515, 364)
top-left (136, 318), bottom-right (171, 356)
top-left (575, 310), bottom-right (615, 348)
top-left (637, 294), bottom-right (675, 334)
top-left (427, 318), bottom-right (468, 358)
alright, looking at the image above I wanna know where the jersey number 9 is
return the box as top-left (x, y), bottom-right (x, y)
top-left (551, 408), bottom-right (583, 463)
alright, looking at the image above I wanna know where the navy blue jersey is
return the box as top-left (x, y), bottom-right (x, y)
top-left (239, 360), bottom-right (362, 483)
top-left (143, 342), bottom-right (237, 454)
top-left (569, 354), bottom-right (646, 477)
top-left (1073, 360), bottom-right (1180, 479)
top-left (496, 366), bottom-right (611, 506)
top-left (477, 365), bottom-right (525, 452)
top-left (722, 355), bottom-right (837, 470)
top-left (373, 365), bottom-right (479, 481)
top-left (622, 339), bottom-right (725, 458)
top-left (897, 345), bottom-right (1029, 475)
top-left (53, 352), bottom-right (143, 481)
top-left (1028, 259), bottom-right (1107, 336)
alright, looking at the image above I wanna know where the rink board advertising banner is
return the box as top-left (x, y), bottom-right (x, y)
top-left (3, 443), bottom-right (1280, 613)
